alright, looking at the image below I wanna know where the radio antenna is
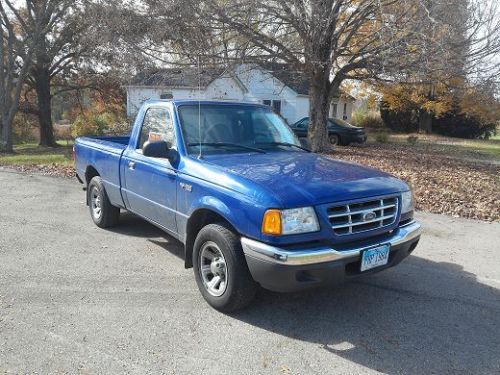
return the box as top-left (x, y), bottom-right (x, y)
top-left (197, 55), bottom-right (202, 159)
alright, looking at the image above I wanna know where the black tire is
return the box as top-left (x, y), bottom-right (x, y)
top-left (193, 223), bottom-right (257, 312)
top-left (87, 176), bottom-right (120, 228)
top-left (329, 134), bottom-right (340, 145)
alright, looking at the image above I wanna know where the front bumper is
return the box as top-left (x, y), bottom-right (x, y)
top-left (343, 133), bottom-right (367, 144)
top-left (241, 220), bottom-right (421, 292)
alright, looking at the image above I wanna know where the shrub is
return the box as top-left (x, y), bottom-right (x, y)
top-left (71, 110), bottom-right (130, 138)
top-left (55, 124), bottom-right (73, 142)
top-left (352, 110), bottom-right (384, 130)
top-left (12, 113), bottom-right (38, 144)
top-left (380, 101), bottom-right (419, 133)
top-left (72, 113), bottom-right (108, 138)
top-left (432, 106), bottom-right (498, 139)
top-left (375, 132), bottom-right (389, 143)
top-left (380, 98), bottom-right (497, 139)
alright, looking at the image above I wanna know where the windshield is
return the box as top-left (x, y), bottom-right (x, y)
top-left (330, 118), bottom-right (358, 128)
top-left (178, 104), bottom-right (301, 154)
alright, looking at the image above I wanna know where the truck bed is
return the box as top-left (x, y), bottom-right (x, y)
top-left (76, 136), bottom-right (130, 154)
top-left (75, 135), bottom-right (131, 209)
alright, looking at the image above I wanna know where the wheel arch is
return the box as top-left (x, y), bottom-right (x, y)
top-left (184, 207), bottom-right (239, 269)
top-left (85, 165), bottom-right (100, 184)
top-left (84, 165), bottom-right (101, 205)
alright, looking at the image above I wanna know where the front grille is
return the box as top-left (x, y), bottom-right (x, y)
top-left (327, 197), bottom-right (398, 235)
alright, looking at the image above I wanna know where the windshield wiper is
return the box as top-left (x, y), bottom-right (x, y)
top-left (188, 142), bottom-right (266, 154)
top-left (257, 142), bottom-right (311, 152)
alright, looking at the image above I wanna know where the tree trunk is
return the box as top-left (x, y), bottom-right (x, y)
top-left (0, 118), bottom-right (13, 153)
top-left (419, 110), bottom-right (432, 134)
top-left (33, 67), bottom-right (56, 147)
top-left (308, 68), bottom-right (333, 153)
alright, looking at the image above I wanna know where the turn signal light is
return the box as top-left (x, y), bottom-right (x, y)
top-left (262, 209), bottom-right (282, 235)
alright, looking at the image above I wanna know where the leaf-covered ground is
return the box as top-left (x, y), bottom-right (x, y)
top-left (331, 144), bottom-right (500, 222)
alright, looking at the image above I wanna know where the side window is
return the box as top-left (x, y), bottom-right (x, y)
top-left (296, 119), bottom-right (308, 129)
top-left (137, 108), bottom-right (175, 151)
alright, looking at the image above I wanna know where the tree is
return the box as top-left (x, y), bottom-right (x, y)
top-left (19, 0), bottom-right (87, 147)
top-left (0, 0), bottom-right (37, 152)
top-left (202, 0), bottom-right (500, 151)
top-left (1, 0), bottom-right (78, 151)
top-left (86, 0), bottom-right (500, 151)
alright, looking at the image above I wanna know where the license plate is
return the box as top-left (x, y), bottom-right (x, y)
top-left (360, 244), bottom-right (390, 272)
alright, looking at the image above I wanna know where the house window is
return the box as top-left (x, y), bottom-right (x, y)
top-left (332, 103), bottom-right (338, 118)
top-left (272, 100), bottom-right (281, 114)
top-left (160, 93), bottom-right (173, 100)
top-left (343, 103), bottom-right (348, 120)
top-left (262, 99), bottom-right (282, 114)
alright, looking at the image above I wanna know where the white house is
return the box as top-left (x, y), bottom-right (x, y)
top-left (124, 64), bottom-right (355, 125)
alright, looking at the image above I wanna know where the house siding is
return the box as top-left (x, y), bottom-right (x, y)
top-left (125, 64), bottom-right (354, 124)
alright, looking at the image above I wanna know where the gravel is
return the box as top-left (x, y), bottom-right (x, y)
top-left (1, 170), bottom-right (499, 374)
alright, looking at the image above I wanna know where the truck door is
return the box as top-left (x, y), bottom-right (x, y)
top-left (122, 107), bottom-right (178, 234)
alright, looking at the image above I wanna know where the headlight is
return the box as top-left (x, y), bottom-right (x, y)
top-left (262, 207), bottom-right (320, 235)
top-left (401, 190), bottom-right (414, 214)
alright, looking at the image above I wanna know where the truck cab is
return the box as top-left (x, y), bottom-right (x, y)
top-left (75, 100), bottom-right (421, 312)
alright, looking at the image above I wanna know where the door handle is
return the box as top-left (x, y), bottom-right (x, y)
top-left (128, 161), bottom-right (136, 170)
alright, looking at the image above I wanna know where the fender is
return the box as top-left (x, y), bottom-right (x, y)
top-left (182, 195), bottom-right (247, 268)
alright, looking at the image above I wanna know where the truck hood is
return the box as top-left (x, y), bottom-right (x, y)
top-left (202, 152), bottom-right (408, 207)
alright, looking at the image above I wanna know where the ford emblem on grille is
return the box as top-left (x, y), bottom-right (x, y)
top-left (363, 212), bottom-right (377, 222)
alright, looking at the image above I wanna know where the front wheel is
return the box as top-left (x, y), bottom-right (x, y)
top-left (193, 223), bottom-right (257, 312)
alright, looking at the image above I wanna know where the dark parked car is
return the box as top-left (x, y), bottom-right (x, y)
top-left (291, 117), bottom-right (367, 146)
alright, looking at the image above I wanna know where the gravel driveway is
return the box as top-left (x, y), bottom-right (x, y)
top-left (1, 170), bottom-right (499, 374)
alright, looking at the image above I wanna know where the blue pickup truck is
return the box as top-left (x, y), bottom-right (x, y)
top-left (75, 100), bottom-right (421, 311)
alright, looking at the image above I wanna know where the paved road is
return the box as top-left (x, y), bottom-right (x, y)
top-left (1, 170), bottom-right (499, 374)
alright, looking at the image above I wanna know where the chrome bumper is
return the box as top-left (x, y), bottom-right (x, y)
top-left (241, 221), bottom-right (422, 266)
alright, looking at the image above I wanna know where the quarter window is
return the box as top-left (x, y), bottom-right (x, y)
top-left (137, 108), bottom-right (175, 150)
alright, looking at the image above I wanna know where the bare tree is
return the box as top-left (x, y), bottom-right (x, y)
top-left (79, 0), bottom-right (500, 152)
top-left (0, 1), bottom-right (36, 152)
top-left (1, 0), bottom-right (76, 152)
top-left (20, 0), bottom-right (87, 147)
top-left (190, 0), bottom-right (499, 151)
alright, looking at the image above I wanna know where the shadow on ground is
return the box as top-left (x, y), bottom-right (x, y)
top-left (107, 213), bottom-right (500, 374)
top-left (107, 212), bottom-right (185, 260)
top-left (234, 257), bottom-right (500, 373)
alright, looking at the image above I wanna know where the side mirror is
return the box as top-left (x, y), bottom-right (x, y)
top-left (143, 141), bottom-right (175, 160)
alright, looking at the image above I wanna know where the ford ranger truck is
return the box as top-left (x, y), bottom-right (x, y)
top-left (74, 100), bottom-right (421, 312)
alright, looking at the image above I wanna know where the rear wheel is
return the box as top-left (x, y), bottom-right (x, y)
top-left (193, 223), bottom-right (257, 312)
top-left (88, 176), bottom-right (120, 228)
top-left (329, 134), bottom-right (340, 145)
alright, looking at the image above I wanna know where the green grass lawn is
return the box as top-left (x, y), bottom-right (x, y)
top-left (368, 132), bottom-right (500, 159)
top-left (489, 133), bottom-right (500, 141)
top-left (0, 142), bottom-right (74, 167)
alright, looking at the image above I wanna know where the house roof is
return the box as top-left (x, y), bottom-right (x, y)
top-left (128, 64), bottom-right (355, 100)
top-left (258, 63), bottom-right (311, 95)
top-left (128, 67), bottom-right (225, 88)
